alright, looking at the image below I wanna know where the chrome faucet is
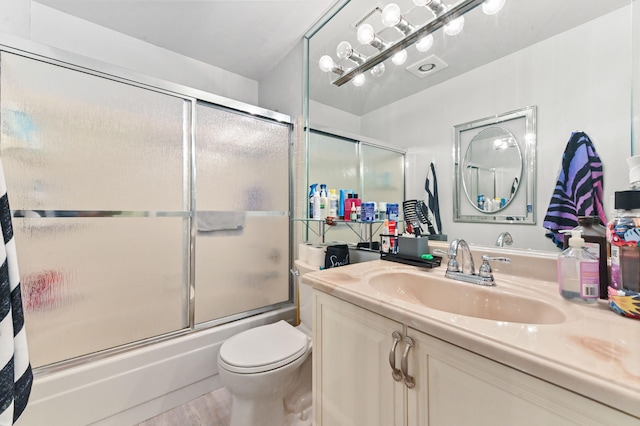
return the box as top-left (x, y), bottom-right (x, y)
top-left (496, 232), bottom-right (513, 247)
top-left (446, 239), bottom-right (475, 275)
top-left (436, 239), bottom-right (511, 286)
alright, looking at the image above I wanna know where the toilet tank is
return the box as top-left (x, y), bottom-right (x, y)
top-left (294, 259), bottom-right (317, 335)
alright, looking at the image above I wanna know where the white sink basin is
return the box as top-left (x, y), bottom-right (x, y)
top-left (368, 271), bottom-right (566, 325)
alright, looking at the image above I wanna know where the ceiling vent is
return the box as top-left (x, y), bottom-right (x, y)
top-left (406, 55), bottom-right (448, 79)
top-left (350, 2), bottom-right (385, 29)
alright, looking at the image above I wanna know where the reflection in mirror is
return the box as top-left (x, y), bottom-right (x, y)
top-left (307, 0), bottom-right (631, 251)
top-left (462, 127), bottom-right (522, 213)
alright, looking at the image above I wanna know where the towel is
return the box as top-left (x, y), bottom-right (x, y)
top-left (0, 160), bottom-right (32, 424)
top-left (197, 211), bottom-right (246, 234)
top-left (425, 162), bottom-right (442, 234)
top-left (543, 132), bottom-right (606, 247)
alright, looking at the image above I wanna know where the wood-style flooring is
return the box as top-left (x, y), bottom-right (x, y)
top-left (136, 387), bottom-right (231, 426)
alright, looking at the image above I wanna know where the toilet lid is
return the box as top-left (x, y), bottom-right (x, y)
top-left (219, 320), bottom-right (310, 374)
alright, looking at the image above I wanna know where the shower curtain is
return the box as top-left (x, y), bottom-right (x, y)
top-left (0, 160), bottom-right (32, 425)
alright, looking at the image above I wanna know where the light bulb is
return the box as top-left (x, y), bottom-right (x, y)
top-left (416, 34), bottom-right (434, 52)
top-left (381, 3), bottom-right (402, 27)
top-left (357, 24), bottom-right (375, 45)
top-left (371, 62), bottom-right (386, 77)
top-left (336, 41), bottom-right (353, 60)
top-left (391, 49), bottom-right (407, 66)
top-left (444, 15), bottom-right (464, 36)
top-left (482, 0), bottom-right (506, 15)
top-left (318, 55), bottom-right (335, 73)
top-left (412, 0), bottom-right (427, 5)
top-left (352, 73), bottom-right (365, 87)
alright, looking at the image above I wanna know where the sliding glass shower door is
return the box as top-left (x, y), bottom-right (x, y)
top-left (0, 51), bottom-right (292, 369)
top-left (194, 103), bottom-right (291, 324)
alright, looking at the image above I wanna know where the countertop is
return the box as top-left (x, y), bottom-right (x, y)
top-left (301, 259), bottom-right (640, 419)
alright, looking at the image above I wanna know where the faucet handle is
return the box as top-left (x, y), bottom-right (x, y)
top-left (478, 255), bottom-right (511, 278)
top-left (432, 248), bottom-right (459, 272)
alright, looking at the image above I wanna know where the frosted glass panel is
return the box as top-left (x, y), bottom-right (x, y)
top-left (309, 131), bottom-right (359, 198)
top-left (362, 145), bottom-right (405, 205)
top-left (0, 52), bottom-right (186, 212)
top-left (195, 103), bottom-right (290, 211)
top-left (195, 216), bottom-right (290, 323)
top-left (14, 217), bottom-right (187, 368)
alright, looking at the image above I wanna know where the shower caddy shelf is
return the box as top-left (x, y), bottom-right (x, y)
top-left (293, 218), bottom-right (393, 244)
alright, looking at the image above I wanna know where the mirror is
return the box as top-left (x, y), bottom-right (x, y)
top-left (463, 128), bottom-right (522, 212)
top-left (454, 106), bottom-right (535, 223)
top-left (307, 0), bottom-right (632, 252)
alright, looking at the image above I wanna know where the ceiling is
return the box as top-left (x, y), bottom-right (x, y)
top-left (32, 0), bottom-right (630, 117)
top-left (33, 0), bottom-right (339, 81)
top-left (308, 0), bottom-right (630, 115)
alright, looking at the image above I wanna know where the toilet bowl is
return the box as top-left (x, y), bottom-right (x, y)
top-left (217, 260), bottom-right (315, 426)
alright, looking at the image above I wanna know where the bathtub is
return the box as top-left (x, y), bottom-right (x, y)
top-left (19, 306), bottom-right (296, 426)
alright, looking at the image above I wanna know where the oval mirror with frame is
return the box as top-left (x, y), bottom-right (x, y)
top-left (462, 126), bottom-right (522, 213)
top-left (454, 106), bottom-right (536, 224)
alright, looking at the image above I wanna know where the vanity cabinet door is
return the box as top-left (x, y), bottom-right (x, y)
top-left (406, 328), bottom-right (636, 426)
top-left (313, 291), bottom-right (405, 426)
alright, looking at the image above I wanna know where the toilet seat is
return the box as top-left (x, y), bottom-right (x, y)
top-left (219, 320), bottom-right (311, 374)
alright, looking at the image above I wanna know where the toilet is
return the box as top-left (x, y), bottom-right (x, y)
top-left (217, 260), bottom-right (315, 426)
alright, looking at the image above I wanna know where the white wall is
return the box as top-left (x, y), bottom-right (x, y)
top-left (310, 99), bottom-right (362, 135)
top-left (0, 0), bottom-right (30, 38)
top-left (0, 2), bottom-right (259, 105)
top-left (359, 7), bottom-right (631, 251)
top-left (259, 40), bottom-right (304, 117)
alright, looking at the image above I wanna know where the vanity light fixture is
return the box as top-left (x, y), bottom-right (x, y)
top-left (336, 41), bottom-right (367, 65)
top-left (382, 3), bottom-right (416, 36)
top-left (415, 34), bottom-right (434, 52)
top-left (319, 0), bottom-right (502, 87)
top-left (357, 23), bottom-right (390, 50)
top-left (370, 62), bottom-right (386, 77)
top-left (352, 73), bottom-right (366, 86)
top-left (318, 55), bottom-right (344, 75)
top-left (392, 49), bottom-right (408, 65)
top-left (482, 0), bottom-right (506, 15)
top-left (414, 0), bottom-right (446, 16)
top-left (415, 0), bottom-right (465, 36)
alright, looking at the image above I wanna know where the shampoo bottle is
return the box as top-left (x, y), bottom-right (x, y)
top-left (312, 190), bottom-right (321, 220)
top-left (338, 189), bottom-right (346, 219)
top-left (319, 184), bottom-right (328, 220)
top-left (329, 189), bottom-right (339, 218)
top-left (558, 230), bottom-right (599, 304)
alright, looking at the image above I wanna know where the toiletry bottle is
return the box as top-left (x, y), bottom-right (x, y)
top-left (338, 189), bottom-right (346, 219)
top-left (558, 230), bottom-right (599, 304)
top-left (344, 193), bottom-right (354, 220)
top-left (329, 189), bottom-right (339, 218)
top-left (312, 189), bottom-right (321, 220)
top-left (352, 193), bottom-right (362, 220)
top-left (379, 202), bottom-right (387, 221)
top-left (389, 220), bottom-right (398, 253)
top-left (350, 203), bottom-right (357, 221)
top-left (309, 183), bottom-right (318, 219)
top-left (319, 184), bottom-right (328, 220)
top-left (563, 216), bottom-right (608, 299)
top-left (381, 219), bottom-right (390, 253)
top-left (607, 190), bottom-right (640, 294)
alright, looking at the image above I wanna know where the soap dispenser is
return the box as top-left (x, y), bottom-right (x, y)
top-left (558, 230), bottom-right (599, 304)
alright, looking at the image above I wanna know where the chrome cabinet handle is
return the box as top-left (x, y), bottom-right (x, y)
top-left (401, 336), bottom-right (415, 389)
top-left (389, 331), bottom-right (403, 382)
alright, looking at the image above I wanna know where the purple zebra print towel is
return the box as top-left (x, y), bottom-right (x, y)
top-left (543, 132), bottom-right (606, 248)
